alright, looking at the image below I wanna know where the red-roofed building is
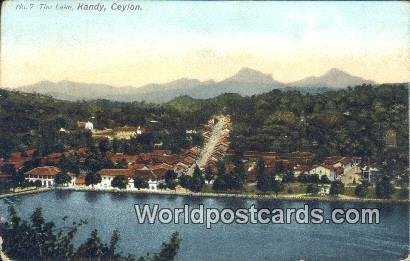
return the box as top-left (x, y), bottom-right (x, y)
top-left (308, 165), bottom-right (342, 181)
top-left (25, 166), bottom-right (61, 187)
top-left (150, 150), bottom-right (172, 156)
top-left (323, 156), bottom-right (357, 174)
top-left (292, 164), bottom-right (311, 176)
top-left (134, 168), bottom-right (165, 190)
top-left (75, 175), bottom-right (86, 186)
top-left (110, 154), bottom-right (139, 166)
top-left (96, 169), bottom-right (135, 189)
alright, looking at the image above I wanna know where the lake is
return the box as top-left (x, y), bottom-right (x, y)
top-left (0, 191), bottom-right (408, 260)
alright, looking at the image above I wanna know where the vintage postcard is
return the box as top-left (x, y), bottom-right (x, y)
top-left (0, 1), bottom-right (408, 260)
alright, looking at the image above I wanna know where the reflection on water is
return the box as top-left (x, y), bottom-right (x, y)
top-left (54, 190), bottom-right (73, 200)
top-left (110, 192), bottom-right (130, 201)
top-left (0, 191), bottom-right (408, 261)
top-left (84, 191), bottom-right (100, 203)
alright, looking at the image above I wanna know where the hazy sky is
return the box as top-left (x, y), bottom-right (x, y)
top-left (1, 1), bottom-right (408, 88)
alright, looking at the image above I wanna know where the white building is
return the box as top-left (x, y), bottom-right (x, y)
top-left (308, 165), bottom-right (342, 181)
top-left (361, 165), bottom-right (381, 182)
top-left (96, 169), bottom-right (134, 190)
top-left (94, 168), bottom-right (166, 191)
top-left (25, 166), bottom-right (59, 187)
top-left (85, 121), bottom-right (94, 132)
top-left (25, 166), bottom-right (77, 187)
top-left (318, 184), bottom-right (331, 195)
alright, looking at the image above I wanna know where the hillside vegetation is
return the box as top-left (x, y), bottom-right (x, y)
top-left (0, 84), bottom-right (408, 176)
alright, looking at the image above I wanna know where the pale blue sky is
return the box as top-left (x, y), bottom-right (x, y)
top-left (1, 1), bottom-right (408, 87)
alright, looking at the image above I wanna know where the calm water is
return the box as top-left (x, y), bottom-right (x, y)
top-left (0, 191), bottom-right (408, 261)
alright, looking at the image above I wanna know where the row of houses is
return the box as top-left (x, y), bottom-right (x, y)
top-left (109, 147), bottom-right (202, 175)
top-left (292, 156), bottom-right (362, 181)
top-left (203, 117), bottom-right (231, 173)
top-left (243, 154), bottom-right (363, 183)
top-left (0, 146), bottom-right (202, 191)
top-left (25, 165), bottom-right (168, 191)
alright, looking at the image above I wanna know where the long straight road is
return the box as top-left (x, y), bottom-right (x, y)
top-left (186, 115), bottom-right (229, 175)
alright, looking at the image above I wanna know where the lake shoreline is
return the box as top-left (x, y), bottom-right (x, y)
top-left (1, 187), bottom-right (407, 204)
top-left (52, 187), bottom-right (409, 204)
top-left (0, 187), bottom-right (51, 199)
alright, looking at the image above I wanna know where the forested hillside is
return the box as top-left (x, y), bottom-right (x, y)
top-left (227, 84), bottom-right (408, 175)
top-left (0, 84), bottom-right (408, 176)
top-left (0, 90), bottom-right (216, 158)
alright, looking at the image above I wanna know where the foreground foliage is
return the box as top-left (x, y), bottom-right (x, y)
top-left (0, 207), bottom-right (181, 260)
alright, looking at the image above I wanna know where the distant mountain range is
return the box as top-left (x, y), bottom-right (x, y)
top-left (6, 68), bottom-right (377, 103)
top-left (287, 68), bottom-right (376, 88)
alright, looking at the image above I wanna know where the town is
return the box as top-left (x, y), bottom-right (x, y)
top-left (0, 112), bottom-right (402, 200)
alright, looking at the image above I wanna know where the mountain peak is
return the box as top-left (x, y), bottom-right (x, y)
top-left (325, 68), bottom-right (350, 76)
top-left (223, 67), bottom-right (275, 84)
top-left (289, 68), bottom-right (376, 88)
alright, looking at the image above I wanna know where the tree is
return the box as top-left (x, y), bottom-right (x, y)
top-left (58, 155), bottom-right (80, 175)
top-left (229, 172), bottom-right (244, 190)
top-left (216, 160), bottom-right (226, 176)
top-left (355, 182), bottom-right (369, 198)
top-left (84, 154), bottom-right (113, 173)
top-left (375, 175), bottom-right (395, 199)
top-left (107, 230), bottom-right (121, 260)
top-left (151, 232), bottom-right (181, 261)
top-left (257, 171), bottom-right (273, 192)
top-left (2, 164), bottom-right (24, 190)
top-left (297, 174), bottom-right (308, 183)
top-left (306, 184), bottom-right (319, 195)
top-left (307, 174), bottom-right (320, 183)
top-left (256, 158), bottom-right (265, 179)
top-left (165, 170), bottom-right (178, 190)
top-left (190, 165), bottom-right (204, 192)
top-left (76, 229), bottom-right (104, 259)
top-left (112, 138), bottom-right (121, 154)
top-left (282, 172), bottom-right (295, 183)
top-left (158, 183), bottom-right (166, 190)
top-left (54, 171), bottom-right (72, 186)
top-left (256, 159), bottom-right (273, 192)
top-left (233, 157), bottom-right (246, 183)
top-left (1, 207), bottom-right (182, 260)
top-left (115, 159), bottom-right (128, 169)
top-left (320, 175), bottom-right (331, 184)
top-left (329, 180), bottom-right (344, 196)
top-left (204, 169), bottom-right (214, 183)
top-left (212, 175), bottom-right (227, 191)
top-left (111, 176), bottom-right (128, 189)
top-left (271, 180), bottom-right (283, 196)
top-left (1, 207), bottom-right (86, 260)
top-left (98, 139), bottom-right (111, 155)
top-left (179, 174), bottom-right (191, 190)
top-left (273, 161), bottom-right (286, 176)
top-left (134, 176), bottom-right (149, 190)
top-left (85, 172), bottom-right (102, 188)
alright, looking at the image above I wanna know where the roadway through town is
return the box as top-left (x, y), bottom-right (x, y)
top-left (186, 115), bottom-right (228, 175)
